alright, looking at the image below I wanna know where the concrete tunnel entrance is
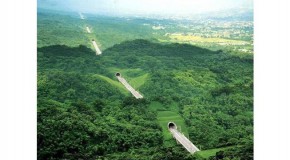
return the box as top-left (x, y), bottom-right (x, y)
top-left (168, 122), bottom-right (177, 130)
top-left (116, 72), bottom-right (121, 77)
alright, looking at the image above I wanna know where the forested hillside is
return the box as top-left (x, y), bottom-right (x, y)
top-left (37, 11), bottom-right (253, 160)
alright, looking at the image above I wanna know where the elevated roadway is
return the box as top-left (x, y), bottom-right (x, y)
top-left (115, 73), bottom-right (143, 99)
top-left (168, 122), bottom-right (199, 154)
top-left (79, 12), bottom-right (85, 19)
top-left (92, 39), bottom-right (102, 55)
top-left (86, 26), bottom-right (91, 33)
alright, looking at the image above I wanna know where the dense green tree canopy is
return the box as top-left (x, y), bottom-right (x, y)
top-left (37, 11), bottom-right (253, 159)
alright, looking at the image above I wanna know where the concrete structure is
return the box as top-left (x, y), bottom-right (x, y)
top-left (92, 39), bottom-right (102, 55)
top-left (115, 73), bottom-right (143, 99)
top-left (168, 122), bottom-right (200, 154)
top-left (86, 27), bottom-right (91, 33)
top-left (79, 12), bottom-right (85, 19)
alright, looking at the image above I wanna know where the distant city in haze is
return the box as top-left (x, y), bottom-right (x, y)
top-left (38, 0), bottom-right (253, 18)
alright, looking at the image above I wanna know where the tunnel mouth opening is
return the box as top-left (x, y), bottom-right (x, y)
top-left (168, 122), bottom-right (177, 130)
top-left (115, 72), bottom-right (121, 77)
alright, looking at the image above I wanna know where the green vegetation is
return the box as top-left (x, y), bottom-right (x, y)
top-left (148, 101), bottom-right (188, 145)
top-left (37, 10), bottom-right (253, 160)
top-left (157, 111), bottom-right (188, 140)
top-left (127, 73), bottom-right (149, 89)
top-left (107, 67), bottom-right (149, 90)
top-left (196, 146), bottom-right (235, 158)
top-left (94, 74), bottom-right (129, 95)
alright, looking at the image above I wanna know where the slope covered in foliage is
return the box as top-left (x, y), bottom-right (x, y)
top-left (38, 39), bottom-right (253, 159)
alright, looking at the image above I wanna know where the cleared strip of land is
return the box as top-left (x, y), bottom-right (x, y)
top-left (92, 40), bottom-right (102, 55)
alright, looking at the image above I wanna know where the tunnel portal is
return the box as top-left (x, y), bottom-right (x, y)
top-left (116, 72), bottom-right (121, 77)
top-left (168, 122), bottom-right (177, 130)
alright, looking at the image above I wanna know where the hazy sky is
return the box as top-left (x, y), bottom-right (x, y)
top-left (38, 0), bottom-right (253, 16)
